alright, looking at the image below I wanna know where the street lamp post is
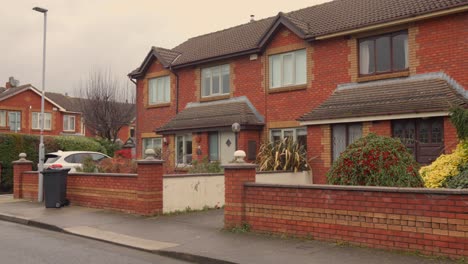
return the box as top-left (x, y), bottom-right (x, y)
top-left (231, 123), bottom-right (241, 151)
top-left (33, 6), bottom-right (48, 202)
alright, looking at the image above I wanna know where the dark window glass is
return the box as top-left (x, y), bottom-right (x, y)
top-left (45, 154), bottom-right (60, 164)
top-left (359, 31), bottom-right (408, 75)
top-left (431, 121), bottom-right (443, 143)
top-left (419, 123), bottom-right (429, 143)
top-left (376, 36), bottom-right (391, 72)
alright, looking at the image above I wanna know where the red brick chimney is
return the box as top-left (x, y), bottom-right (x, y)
top-left (5, 82), bottom-right (12, 89)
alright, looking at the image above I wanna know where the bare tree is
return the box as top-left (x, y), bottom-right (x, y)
top-left (77, 70), bottom-right (135, 143)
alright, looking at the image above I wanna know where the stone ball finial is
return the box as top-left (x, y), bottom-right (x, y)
top-left (144, 149), bottom-right (156, 160)
top-left (18, 153), bottom-right (27, 161)
top-left (233, 150), bottom-right (246, 163)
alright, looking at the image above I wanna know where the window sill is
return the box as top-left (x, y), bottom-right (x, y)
top-left (200, 94), bottom-right (230, 102)
top-left (357, 71), bottom-right (409, 83)
top-left (62, 130), bottom-right (76, 133)
top-left (146, 103), bottom-right (171, 109)
top-left (32, 128), bottom-right (52, 131)
top-left (268, 84), bottom-right (307, 94)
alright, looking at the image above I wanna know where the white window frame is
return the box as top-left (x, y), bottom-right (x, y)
top-left (269, 49), bottom-right (307, 89)
top-left (0, 110), bottom-right (6, 127)
top-left (32, 112), bottom-right (52, 130)
top-left (175, 134), bottom-right (193, 166)
top-left (270, 127), bottom-right (307, 143)
top-left (63, 115), bottom-right (76, 131)
top-left (148, 76), bottom-right (170, 105)
top-left (142, 137), bottom-right (162, 154)
top-left (8, 111), bottom-right (21, 132)
top-left (201, 64), bottom-right (230, 97)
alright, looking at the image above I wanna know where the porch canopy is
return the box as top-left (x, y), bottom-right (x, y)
top-left (298, 72), bottom-right (468, 125)
top-left (156, 96), bottom-right (264, 134)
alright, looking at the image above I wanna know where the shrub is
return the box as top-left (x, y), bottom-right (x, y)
top-left (327, 134), bottom-right (423, 187)
top-left (450, 106), bottom-right (468, 141)
top-left (442, 163), bottom-right (468, 189)
top-left (75, 156), bottom-right (99, 173)
top-left (98, 158), bottom-right (137, 173)
top-left (256, 138), bottom-right (309, 172)
top-left (420, 141), bottom-right (468, 188)
top-left (94, 137), bottom-right (120, 157)
top-left (0, 134), bottom-right (108, 190)
top-left (188, 157), bottom-right (222, 173)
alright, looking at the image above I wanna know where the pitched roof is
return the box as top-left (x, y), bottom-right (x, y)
top-left (298, 73), bottom-right (468, 123)
top-left (44, 92), bottom-right (82, 112)
top-left (0, 84), bottom-right (31, 100)
top-left (156, 96), bottom-right (264, 134)
top-left (129, 0), bottom-right (467, 77)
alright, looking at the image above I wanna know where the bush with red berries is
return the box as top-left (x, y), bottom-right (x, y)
top-left (327, 133), bottom-right (423, 187)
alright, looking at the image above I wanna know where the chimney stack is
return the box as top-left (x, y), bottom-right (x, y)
top-left (5, 77), bottom-right (19, 89)
top-left (250, 15), bottom-right (255, 22)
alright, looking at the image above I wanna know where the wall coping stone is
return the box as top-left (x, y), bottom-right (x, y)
top-left (256, 170), bottom-right (310, 174)
top-left (23, 171), bottom-right (137, 177)
top-left (222, 163), bottom-right (258, 169)
top-left (137, 159), bottom-right (164, 165)
top-left (12, 160), bottom-right (33, 165)
top-left (164, 172), bottom-right (224, 178)
top-left (244, 182), bottom-right (468, 195)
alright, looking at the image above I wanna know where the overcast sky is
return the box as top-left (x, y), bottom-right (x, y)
top-left (0, 0), bottom-right (329, 96)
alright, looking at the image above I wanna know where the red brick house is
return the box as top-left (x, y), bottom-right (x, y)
top-left (0, 82), bottom-right (87, 136)
top-left (0, 80), bottom-right (135, 143)
top-left (128, 0), bottom-right (468, 180)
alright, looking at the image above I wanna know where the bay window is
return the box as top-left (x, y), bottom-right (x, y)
top-left (332, 123), bottom-right (362, 161)
top-left (270, 127), bottom-right (307, 148)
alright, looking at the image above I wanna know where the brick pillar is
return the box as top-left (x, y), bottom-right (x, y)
top-left (223, 151), bottom-right (257, 229)
top-left (136, 150), bottom-right (164, 216)
top-left (13, 153), bottom-right (33, 199)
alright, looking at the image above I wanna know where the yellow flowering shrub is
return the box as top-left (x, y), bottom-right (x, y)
top-left (420, 141), bottom-right (468, 188)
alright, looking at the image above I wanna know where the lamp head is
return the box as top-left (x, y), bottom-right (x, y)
top-left (33, 7), bottom-right (48, 13)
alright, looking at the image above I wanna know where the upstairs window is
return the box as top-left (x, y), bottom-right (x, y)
top-left (202, 64), bottom-right (230, 97)
top-left (269, 49), bottom-right (307, 89)
top-left (148, 76), bottom-right (170, 104)
top-left (32, 112), bottom-right (52, 130)
top-left (63, 115), bottom-right (75, 131)
top-left (359, 31), bottom-right (408, 75)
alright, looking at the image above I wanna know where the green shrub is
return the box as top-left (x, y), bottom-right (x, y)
top-left (442, 163), bottom-right (468, 189)
top-left (0, 134), bottom-right (108, 190)
top-left (188, 157), bottom-right (222, 173)
top-left (256, 138), bottom-right (309, 172)
top-left (450, 106), bottom-right (468, 141)
top-left (327, 134), bottom-right (423, 187)
top-left (93, 137), bottom-right (120, 157)
top-left (76, 156), bottom-right (98, 173)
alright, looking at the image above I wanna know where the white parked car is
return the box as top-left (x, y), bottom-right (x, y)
top-left (44, 151), bottom-right (110, 172)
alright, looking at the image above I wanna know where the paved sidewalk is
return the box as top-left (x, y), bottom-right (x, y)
top-left (0, 195), bottom-right (457, 264)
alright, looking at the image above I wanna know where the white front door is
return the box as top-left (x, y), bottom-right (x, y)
top-left (219, 131), bottom-right (236, 164)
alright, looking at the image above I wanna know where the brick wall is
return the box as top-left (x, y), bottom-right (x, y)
top-left (14, 159), bottom-right (164, 216)
top-left (224, 166), bottom-right (468, 260)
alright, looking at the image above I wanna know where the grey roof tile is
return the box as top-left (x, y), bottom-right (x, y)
top-left (298, 73), bottom-right (468, 122)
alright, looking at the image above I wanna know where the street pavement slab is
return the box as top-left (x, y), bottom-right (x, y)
top-left (0, 195), bottom-right (458, 264)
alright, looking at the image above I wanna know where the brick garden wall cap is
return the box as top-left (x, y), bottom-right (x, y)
top-left (244, 183), bottom-right (468, 195)
top-left (12, 160), bottom-right (33, 164)
top-left (137, 159), bottom-right (165, 165)
top-left (222, 163), bottom-right (258, 169)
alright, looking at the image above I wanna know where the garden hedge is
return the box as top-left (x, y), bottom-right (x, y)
top-left (0, 133), bottom-right (107, 190)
